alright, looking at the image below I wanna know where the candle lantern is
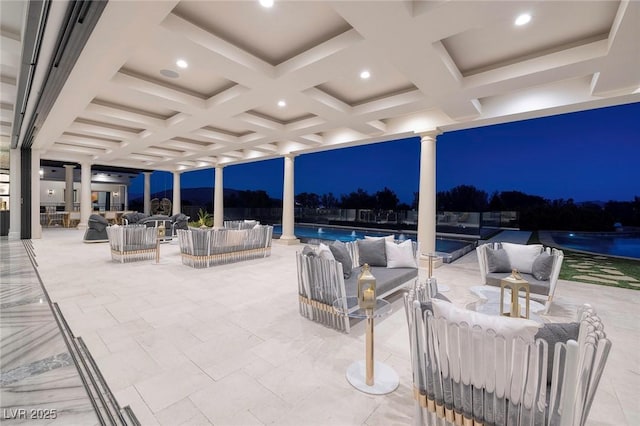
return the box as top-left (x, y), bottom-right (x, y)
top-left (357, 263), bottom-right (377, 309)
top-left (157, 222), bottom-right (166, 239)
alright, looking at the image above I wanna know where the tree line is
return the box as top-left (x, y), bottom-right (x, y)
top-left (133, 185), bottom-right (639, 231)
top-left (295, 185), bottom-right (640, 231)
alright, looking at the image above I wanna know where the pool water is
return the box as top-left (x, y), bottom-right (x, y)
top-left (272, 224), bottom-right (470, 254)
top-left (550, 232), bottom-right (640, 259)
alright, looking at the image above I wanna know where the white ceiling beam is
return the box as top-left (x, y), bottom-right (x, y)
top-left (84, 102), bottom-right (166, 128)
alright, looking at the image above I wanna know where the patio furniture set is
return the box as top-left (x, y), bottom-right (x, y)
top-left (99, 215), bottom-right (273, 266)
top-left (295, 238), bottom-right (611, 425)
top-left (96, 214), bottom-right (611, 425)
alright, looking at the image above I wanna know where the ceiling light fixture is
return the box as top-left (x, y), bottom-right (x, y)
top-left (176, 59), bottom-right (188, 69)
top-left (515, 13), bottom-right (531, 26)
top-left (360, 70), bottom-right (371, 80)
top-left (260, 0), bottom-right (274, 8)
top-left (278, 100), bottom-right (286, 107)
top-left (160, 69), bottom-right (179, 79)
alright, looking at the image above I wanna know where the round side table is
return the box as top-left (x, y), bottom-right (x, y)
top-left (333, 297), bottom-right (399, 395)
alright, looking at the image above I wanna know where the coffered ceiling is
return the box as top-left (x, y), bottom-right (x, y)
top-left (4, 0), bottom-right (640, 174)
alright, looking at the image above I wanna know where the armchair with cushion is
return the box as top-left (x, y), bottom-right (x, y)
top-left (477, 242), bottom-right (564, 313)
top-left (106, 225), bottom-right (158, 263)
top-left (122, 212), bottom-right (148, 225)
top-left (404, 288), bottom-right (611, 426)
top-left (83, 214), bottom-right (109, 243)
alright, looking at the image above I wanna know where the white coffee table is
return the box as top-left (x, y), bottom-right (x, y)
top-left (468, 285), bottom-right (546, 322)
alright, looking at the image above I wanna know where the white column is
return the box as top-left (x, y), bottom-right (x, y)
top-left (143, 172), bottom-right (152, 215)
top-left (64, 164), bottom-right (75, 212)
top-left (213, 166), bottom-right (224, 228)
top-left (31, 150), bottom-right (42, 238)
top-left (78, 162), bottom-right (92, 230)
top-left (279, 154), bottom-right (299, 244)
top-left (417, 131), bottom-right (440, 258)
top-left (8, 148), bottom-right (21, 240)
top-left (172, 171), bottom-right (181, 215)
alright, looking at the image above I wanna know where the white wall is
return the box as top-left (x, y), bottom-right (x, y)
top-left (39, 180), bottom-right (124, 208)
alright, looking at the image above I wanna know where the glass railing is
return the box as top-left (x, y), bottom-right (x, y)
top-left (180, 205), bottom-right (519, 236)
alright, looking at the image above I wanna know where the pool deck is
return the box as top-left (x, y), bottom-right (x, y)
top-left (3, 228), bottom-right (639, 425)
top-left (482, 229), bottom-right (532, 244)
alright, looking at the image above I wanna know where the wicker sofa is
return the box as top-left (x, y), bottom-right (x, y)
top-left (296, 238), bottom-right (419, 333)
top-left (476, 242), bottom-right (564, 313)
top-left (176, 225), bottom-right (273, 268)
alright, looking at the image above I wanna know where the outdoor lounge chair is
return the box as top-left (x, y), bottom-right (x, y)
top-left (83, 214), bottom-right (109, 243)
top-left (106, 225), bottom-right (159, 263)
top-left (477, 242), bottom-right (564, 313)
top-left (122, 212), bottom-right (148, 225)
top-left (404, 286), bottom-right (611, 426)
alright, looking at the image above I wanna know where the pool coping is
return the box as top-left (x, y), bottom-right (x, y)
top-left (272, 223), bottom-right (478, 263)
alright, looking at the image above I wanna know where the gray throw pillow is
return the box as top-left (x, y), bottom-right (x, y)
top-left (532, 252), bottom-right (553, 280)
top-left (486, 247), bottom-right (510, 272)
top-left (357, 238), bottom-right (387, 267)
top-left (535, 322), bottom-right (579, 384)
top-left (329, 241), bottom-right (353, 279)
top-left (301, 245), bottom-right (316, 257)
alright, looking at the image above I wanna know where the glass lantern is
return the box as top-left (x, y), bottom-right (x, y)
top-left (357, 263), bottom-right (376, 309)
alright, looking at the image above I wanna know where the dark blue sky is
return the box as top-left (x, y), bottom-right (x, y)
top-left (130, 102), bottom-right (639, 204)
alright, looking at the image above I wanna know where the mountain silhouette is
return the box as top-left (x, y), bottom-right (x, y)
top-left (129, 187), bottom-right (241, 204)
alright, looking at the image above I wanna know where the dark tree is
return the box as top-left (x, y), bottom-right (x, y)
top-left (437, 185), bottom-right (488, 211)
top-left (488, 191), bottom-right (503, 210)
top-left (321, 192), bottom-right (339, 208)
top-left (340, 188), bottom-right (376, 209)
top-left (375, 187), bottom-right (399, 210)
top-left (497, 191), bottom-right (546, 211)
top-left (296, 192), bottom-right (320, 208)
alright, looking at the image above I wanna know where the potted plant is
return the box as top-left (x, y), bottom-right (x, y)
top-left (195, 208), bottom-right (212, 228)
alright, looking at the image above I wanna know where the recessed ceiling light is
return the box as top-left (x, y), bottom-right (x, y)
top-left (176, 59), bottom-right (188, 69)
top-left (260, 0), bottom-right (274, 8)
top-left (515, 13), bottom-right (531, 26)
top-left (278, 100), bottom-right (286, 107)
top-left (160, 69), bottom-right (179, 79)
top-left (360, 70), bottom-right (371, 79)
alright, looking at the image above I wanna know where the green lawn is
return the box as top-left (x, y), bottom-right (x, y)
top-left (559, 251), bottom-right (640, 289)
top-left (528, 231), bottom-right (640, 289)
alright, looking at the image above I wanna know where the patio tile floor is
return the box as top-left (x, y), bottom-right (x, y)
top-left (3, 228), bottom-right (638, 425)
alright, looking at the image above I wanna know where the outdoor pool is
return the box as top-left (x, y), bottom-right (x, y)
top-left (272, 224), bottom-right (473, 255)
top-left (549, 231), bottom-right (640, 259)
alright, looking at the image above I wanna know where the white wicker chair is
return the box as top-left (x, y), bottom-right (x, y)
top-left (106, 225), bottom-right (158, 263)
top-left (404, 285), bottom-right (611, 426)
top-left (477, 242), bottom-right (564, 313)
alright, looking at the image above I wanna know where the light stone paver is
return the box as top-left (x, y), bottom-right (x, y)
top-left (26, 229), bottom-right (640, 426)
top-left (601, 269), bottom-right (625, 275)
top-left (590, 274), bottom-right (638, 282)
top-left (572, 275), bottom-right (620, 284)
